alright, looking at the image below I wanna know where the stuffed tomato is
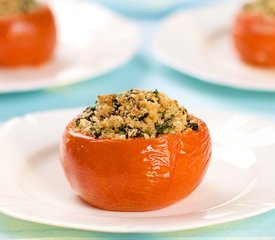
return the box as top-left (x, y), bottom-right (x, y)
top-left (233, 0), bottom-right (275, 67)
top-left (0, 0), bottom-right (56, 66)
top-left (60, 90), bottom-right (212, 212)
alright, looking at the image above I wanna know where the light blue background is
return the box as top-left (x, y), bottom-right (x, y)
top-left (0, 0), bottom-right (275, 238)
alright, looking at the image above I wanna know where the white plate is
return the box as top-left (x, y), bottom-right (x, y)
top-left (98, 0), bottom-right (207, 16)
top-left (0, 0), bottom-right (140, 93)
top-left (152, 4), bottom-right (275, 91)
top-left (0, 108), bottom-right (275, 233)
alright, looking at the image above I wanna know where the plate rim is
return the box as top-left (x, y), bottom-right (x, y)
top-left (151, 3), bottom-right (275, 92)
top-left (0, 0), bottom-right (141, 94)
top-left (0, 108), bottom-right (275, 233)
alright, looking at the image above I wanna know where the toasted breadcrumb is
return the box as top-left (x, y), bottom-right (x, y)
top-left (74, 89), bottom-right (199, 139)
top-left (243, 0), bottom-right (275, 17)
top-left (0, 0), bottom-right (40, 16)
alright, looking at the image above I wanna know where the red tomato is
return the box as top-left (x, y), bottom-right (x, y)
top-left (0, 5), bottom-right (56, 66)
top-left (233, 11), bottom-right (275, 67)
top-left (60, 117), bottom-right (212, 212)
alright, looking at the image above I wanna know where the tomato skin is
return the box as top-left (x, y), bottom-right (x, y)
top-left (233, 11), bottom-right (275, 67)
top-left (60, 118), bottom-right (212, 212)
top-left (0, 5), bottom-right (56, 66)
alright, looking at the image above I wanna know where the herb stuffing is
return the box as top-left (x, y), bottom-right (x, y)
top-left (0, 0), bottom-right (40, 16)
top-left (74, 89), bottom-right (200, 139)
top-left (243, 0), bottom-right (275, 17)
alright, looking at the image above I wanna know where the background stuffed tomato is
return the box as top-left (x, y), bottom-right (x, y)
top-left (0, 5), bottom-right (56, 66)
top-left (60, 118), bottom-right (212, 212)
top-left (233, 11), bottom-right (275, 67)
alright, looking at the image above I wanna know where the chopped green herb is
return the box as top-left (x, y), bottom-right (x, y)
top-left (118, 125), bottom-right (127, 134)
top-left (155, 114), bottom-right (176, 135)
top-left (94, 131), bottom-right (102, 138)
top-left (155, 121), bottom-right (170, 135)
top-left (85, 106), bottom-right (95, 112)
top-left (75, 118), bottom-right (81, 127)
top-left (113, 99), bottom-right (121, 111)
top-left (145, 130), bottom-right (152, 136)
top-left (187, 120), bottom-right (199, 131)
top-left (138, 113), bottom-right (149, 121)
top-left (134, 130), bottom-right (143, 138)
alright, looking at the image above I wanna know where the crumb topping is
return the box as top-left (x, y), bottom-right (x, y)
top-left (243, 0), bottom-right (275, 17)
top-left (74, 89), bottom-right (199, 140)
top-left (0, 0), bottom-right (40, 16)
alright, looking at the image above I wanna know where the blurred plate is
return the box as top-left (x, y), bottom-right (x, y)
top-left (97, 0), bottom-right (220, 17)
top-left (0, 108), bottom-right (275, 233)
top-left (0, 0), bottom-right (140, 93)
top-left (152, 4), bottom-right (275, 91)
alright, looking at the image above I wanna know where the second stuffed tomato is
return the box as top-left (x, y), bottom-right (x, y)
top-left (60, 90), bottom-right (212, 212)
top-left (0, 0), bottom-right (56, 66)
top-left (233, 0), bottom-right (275, 67)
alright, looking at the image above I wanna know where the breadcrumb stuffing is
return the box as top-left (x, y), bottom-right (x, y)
top-left (0, 0), bottom-right (40, 16)
top-left (243, 0), bottom-right (275, 17)
top-left (74, 89), bottom-right (199, 139)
